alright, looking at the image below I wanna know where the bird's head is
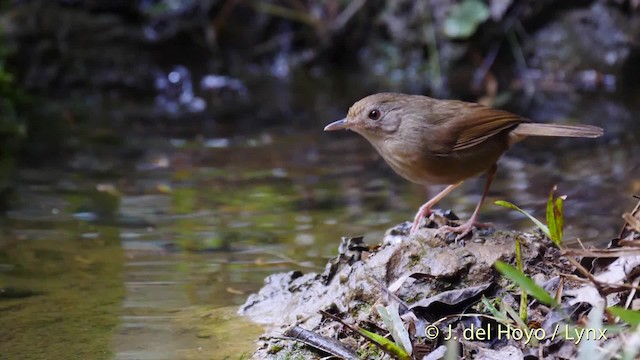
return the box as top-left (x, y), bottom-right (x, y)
top-left (324, 93), bottom-right (407, 142)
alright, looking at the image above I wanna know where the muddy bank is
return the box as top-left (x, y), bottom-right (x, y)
top-left (240, 205), bottom-right (640, 359)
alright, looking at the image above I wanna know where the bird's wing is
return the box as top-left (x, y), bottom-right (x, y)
top-left (430, 101), bottom-right (529, 153)
top-left (450, 105), bottom-right (525, 151)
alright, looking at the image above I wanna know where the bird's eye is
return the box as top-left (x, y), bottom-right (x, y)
top-left (368, 109), bottom-right (381, 120)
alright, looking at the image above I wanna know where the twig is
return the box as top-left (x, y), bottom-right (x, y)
top-left (330, 0), bottom-right (366, 33)
top-left (472, 41), bottom-right (502, 90)
top-left (429, 313), bottom-right (513, 328)
top-left (625, 277), bottom-right (640, 310)
top-left (283, 325), bottom-right (359, 360)
top-left (249, 1), bottom-right (320, 27)
top-left (619, 197), bottom-right (640, 238)
top-left (564, 256), bottom-right (601, 289)
top-left (425, 1), bottom-right (444, 94)
top-left (623, 212), bottom-right (640, 233)
top-left (561, 273), bottom-right (640, 293)
top-left (511, 21), bottom-right (535, 105)
top-left (562, 247), bottom-right (640, 258)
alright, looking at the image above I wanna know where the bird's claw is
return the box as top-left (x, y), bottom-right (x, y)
top-left (438, 221), bottom-right (476, 242)
top-left (409, 208), bottom-right (432, 235)
top-left (438, 220), bottom-right (494, 241)
top-left (409, 220), bottom-right (423, 235)
top-left (440, 227), bottom-right (472, 242)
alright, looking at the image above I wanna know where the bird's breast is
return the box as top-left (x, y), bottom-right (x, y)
top-left (377, 135), bottom-right (509, 185)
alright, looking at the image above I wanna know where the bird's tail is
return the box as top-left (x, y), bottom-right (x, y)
top-left (509, 123), bottom-right (603, 144)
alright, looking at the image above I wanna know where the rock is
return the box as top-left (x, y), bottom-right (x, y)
top-left (239, 215), bottom-right (549, 359)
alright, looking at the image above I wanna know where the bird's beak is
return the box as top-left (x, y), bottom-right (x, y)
top-left (324, 118), bottom-right (349, 131)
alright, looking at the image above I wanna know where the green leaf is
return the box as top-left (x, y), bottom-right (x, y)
top-left (546, 186), bottom-right (566, 247)
top-left (501, 298), bottom-right (528, 330)
top-left (608, 307), bottom-right (640, 327)
top-left (500, 298), bottom-right (537, 346)
top-left (443, 0), bottom-right (490, 39)
top-left (376, 304), bottom-right (412, 355)
top-left (358, 328), bottom-right (413, 360)
top-left (481, 296), bottom-right (509, 323)
top-left (494, 261), bottom-right (558, 307)
top-left (495, 200), bottom-right (550, 237)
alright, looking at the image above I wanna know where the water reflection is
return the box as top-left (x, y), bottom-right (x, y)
top-left (0, 87), bottom-right (638, 358)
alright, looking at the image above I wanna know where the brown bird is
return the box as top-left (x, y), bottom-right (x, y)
top-left (324, 93), bottom-right (603, 240)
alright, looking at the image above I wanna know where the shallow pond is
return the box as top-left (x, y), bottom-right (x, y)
top-left (0, 75), bottom-right (639, 359)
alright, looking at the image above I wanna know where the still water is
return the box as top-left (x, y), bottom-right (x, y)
top-left (0, 77), bottom-right (638, 358)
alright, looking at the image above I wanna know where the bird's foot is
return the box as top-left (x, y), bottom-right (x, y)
top-left (409, 221), bottom-right (422, 236)
top-left (438, 219), bottom-right (488, 242)
top-left (438, 224), bottom-right (473, 242)
top-left (409, 207), bottom-right (433, 235)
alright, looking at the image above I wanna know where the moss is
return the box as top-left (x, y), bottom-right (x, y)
top-left (405, 293), bottom-right (424, 304)
top-left (172, 306), bottom-right (264, 359)
top-left (408, 252), bottom-right (421, 266)
top-left (354, 302), bottom-right (372, 316)
top-left (0, 226), bottom-right (125, 359)
top-left (267, 344), bottom-right (284, 354)
top-left (358, 342), bottom-right (385, 358)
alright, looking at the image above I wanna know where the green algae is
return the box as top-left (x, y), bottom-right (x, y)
top-left (0, 225), bottom-right (124, 360)
top-left (173, 306), bottom-right (264, 359)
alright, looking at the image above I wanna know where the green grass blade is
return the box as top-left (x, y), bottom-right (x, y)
top-left (546, 186), bottom-right (565, 247)
top-left (494, 261), bottom-right (557, 307)
top-left (555, 197), bottom-right (565, 243)
top-left (501, 298), bottom-right (528, 330)
top-left (481, 296), bottom-right (509, 323)
top-left (609, 307), bottom-right (640, 327)
top-left (375, 304), bottom-right (412, 355)
top-left (358, 328), bottom-right (413, 360)
top-left (495, 200), bottom-right (550, 237)
top-left (515, 237), bottom-right (528, 322)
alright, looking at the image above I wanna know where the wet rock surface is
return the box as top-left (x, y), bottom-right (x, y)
top-left (240, 213), bottom-right (550, 358)
top-left (240, 218), bottom-right (524, 327)
top-left (240, 206), bottom-right (640, 359)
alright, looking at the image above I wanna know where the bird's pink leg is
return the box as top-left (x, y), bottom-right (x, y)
top-left (440, 164), bottom-right (498, 241)
top-left (410, 181), bottom-right (463, 234)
